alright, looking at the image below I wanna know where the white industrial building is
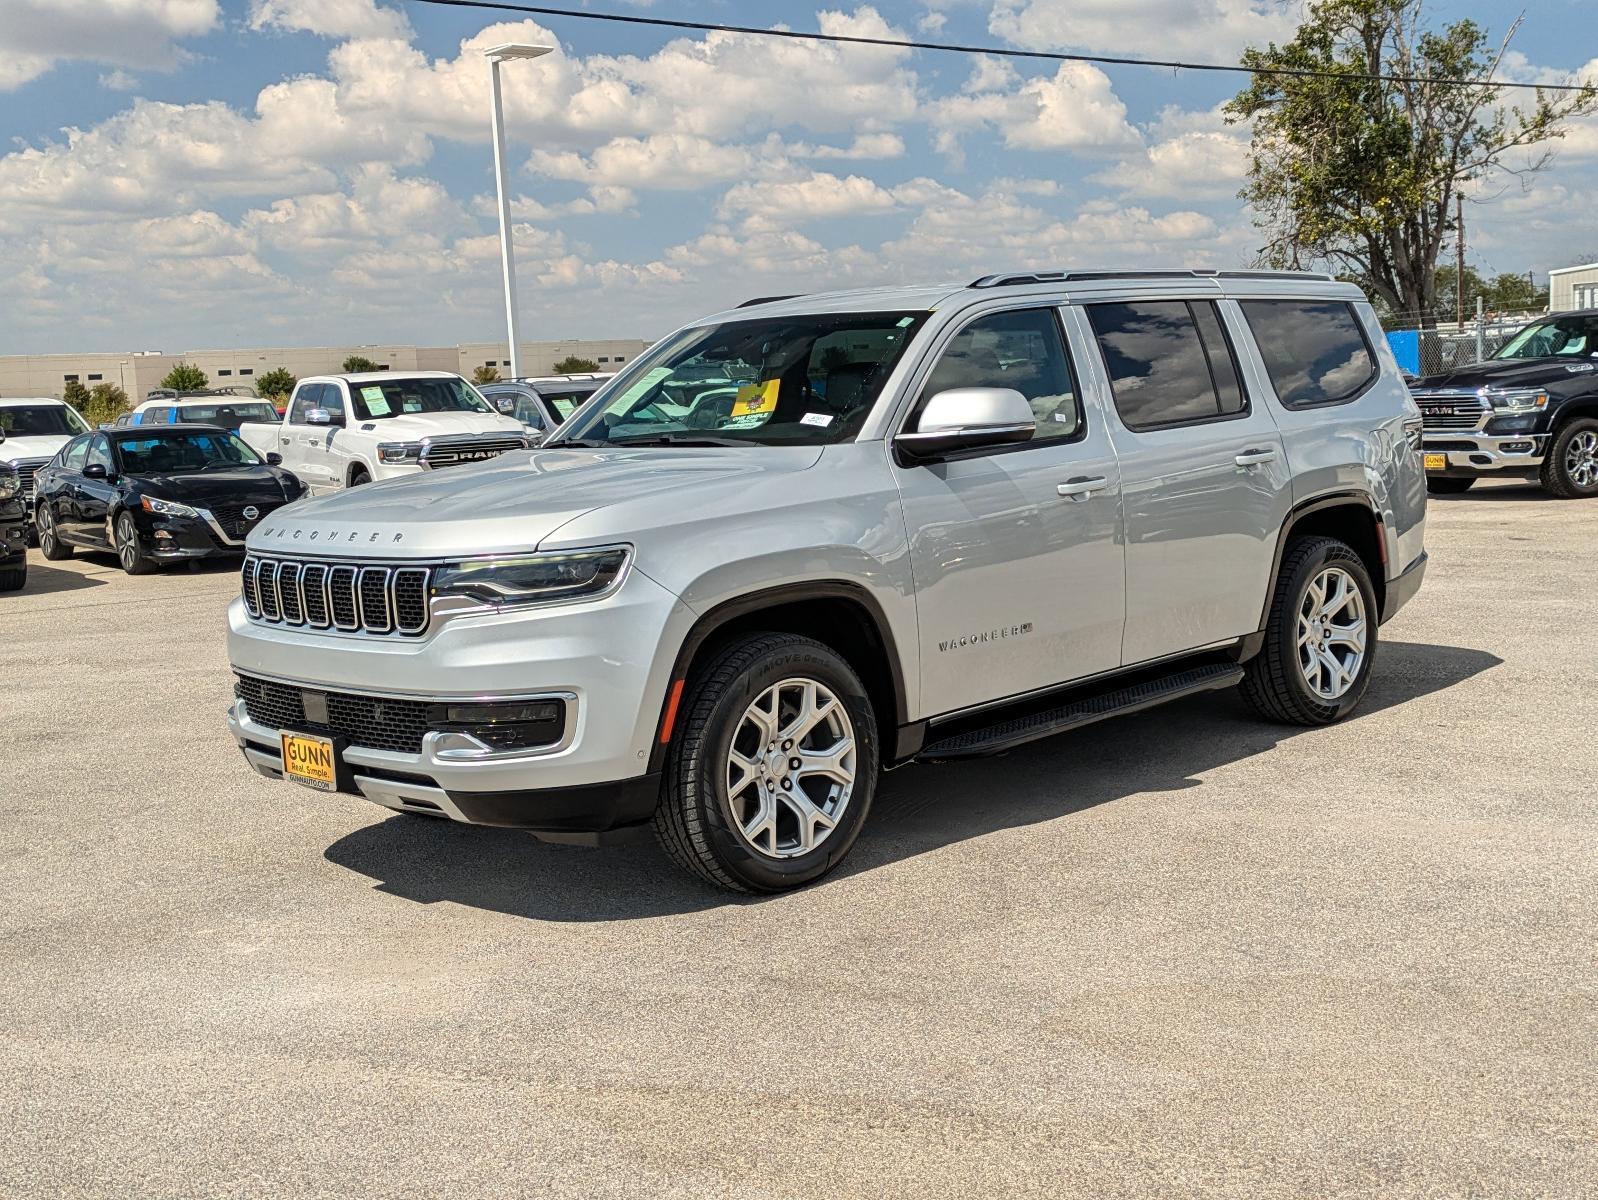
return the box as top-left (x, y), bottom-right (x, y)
top-left (1549, 262), bottom-right (1598, 312)
top-left (0, 338), bottom-right (652, 401)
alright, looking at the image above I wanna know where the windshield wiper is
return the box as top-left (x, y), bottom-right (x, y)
top-left (609, 434), bottom-right (747, 448)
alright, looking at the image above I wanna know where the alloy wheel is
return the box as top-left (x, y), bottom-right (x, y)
top-left (116, 514), bottom-right (140, 572)
top-left (37, 506), bottom-right (54, 552)
top-left (1565, 430), bottom-right (1598, 489)
top-left (1296, 565), bottom-right (1368, 701)
top-left (725, 677), bottom-right (857, 860)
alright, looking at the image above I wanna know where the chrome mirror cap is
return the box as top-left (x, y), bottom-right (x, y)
top-left (894, 387), bottom-right (1036, 462)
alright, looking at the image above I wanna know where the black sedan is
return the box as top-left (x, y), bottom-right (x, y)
top-left (33, 424), bottom-right (306, 575)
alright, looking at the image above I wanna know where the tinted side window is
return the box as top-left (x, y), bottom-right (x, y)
top-left (86, 436), bottom-right (113, 472)
top-left (63, 437), bottom-right (90, 470)
top-left (1087, 300), bottom-right (1247, 431)
top-left (919, 308), bottom-right (1082, 441)
top-left (1240, 300), bottom-right (1378, 408)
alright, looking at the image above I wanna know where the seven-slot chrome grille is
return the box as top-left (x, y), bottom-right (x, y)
top-left (242, 555), bottom-right (431, 635)
top-left (1411, 391), bottom-right (1487, 432)
top-left (420, 435), bottom-right (526, 469)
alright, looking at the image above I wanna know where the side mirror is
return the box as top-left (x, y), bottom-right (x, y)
top-left (265, 452), bottom-right (284, 466)
top-left (83, 462), bottom-right (108, 480)
top-left (306, 407), bottom-right (343, 427)
top-left (894, 388), bottom-right (1036, 462)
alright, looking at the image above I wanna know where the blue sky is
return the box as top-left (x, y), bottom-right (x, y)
top-left (1, 0), bottom-right (1594, 354)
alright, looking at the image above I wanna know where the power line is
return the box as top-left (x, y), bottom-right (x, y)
top-left (402, 0), bottom-right (1595, 94)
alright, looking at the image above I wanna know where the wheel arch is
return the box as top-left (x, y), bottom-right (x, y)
top-left (346, 459), bottom-right (372, 486)
top-left (1262, 492), bottom-right (1387, 629)
top-left (648, 581), bottom-right (910, 774)
top-left (1549, 396), bottom-right (1598, 427)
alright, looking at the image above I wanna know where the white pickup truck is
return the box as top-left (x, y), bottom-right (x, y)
top-left (239, 372), bottom-right (528, 495)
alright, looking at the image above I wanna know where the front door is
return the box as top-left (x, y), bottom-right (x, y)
top-left (78, 434), bottom-right (118, 546)
top-left (284, 384), bottom-right (341, 494)
top-left (893, 305), bottom-right (1126, 718)
top-left (1073, 299), bottom-right (1292, 665)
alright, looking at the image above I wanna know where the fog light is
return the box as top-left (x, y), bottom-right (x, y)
top-left (1500, 441), bottom-right (1532, 454)
top-left (154, 529), bottom-right (175, 541)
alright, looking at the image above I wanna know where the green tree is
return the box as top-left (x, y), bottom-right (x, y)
top-left (341, 354), bottom-right (381, 373)
top-left (256, 367), bottom-right (297, 400)
top-left (62, 380), bottom-right (92, 411)
top-left (552, 355), bottom-right (600, 374)
top-left (159, 362), bottom-right (209, 391)
top-left (84, 383), bottom-right (130, 426)
top-left (1434, 265), bottom-right (1548, 317)
top-left (1227, 0), bottom-right (1596, 322)
top-left (471, 365), bottom-right (503, 385)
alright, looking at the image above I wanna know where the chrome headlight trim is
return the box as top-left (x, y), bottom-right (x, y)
top-left (430, 546), bottom-right (632, 613)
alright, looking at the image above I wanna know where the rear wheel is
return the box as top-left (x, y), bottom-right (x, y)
top-left (35, 504), bottom-right (72, 560)
top-left (115, 511), bottom-right (155, 575)
top-left (1242, 536), bottom-right (1378, 726)
top-left (653, 633), bottom-right (878, 893)
top-left (1425, 476), bottom-right (1475, 495)
top-left (0, 559), bottom-right (24, 592)
top-left (1541, 418), bottom-right (1598, 499)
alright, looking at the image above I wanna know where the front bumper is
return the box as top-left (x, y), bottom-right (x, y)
top-left (0, 504), bottom-right (26, 561)
top-left (1380, 551), bottom-right (1426, 624)
top-left (226, 565), bottom-right (694, 837)
top-left (133, 507), bottom-right (254, 560)
top-left (1422, 432), bottom-right (1545, 478)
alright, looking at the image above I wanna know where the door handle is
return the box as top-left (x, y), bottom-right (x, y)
top-left (1057, 476), bottom-right (1108, 500)
top-left (1234, 448), bottom-right (1278, 467)
top-left (279, 436), bottom-right (291, 445)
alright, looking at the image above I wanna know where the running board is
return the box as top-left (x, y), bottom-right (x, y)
top-left (916, 662), bottom-right (1245, 761)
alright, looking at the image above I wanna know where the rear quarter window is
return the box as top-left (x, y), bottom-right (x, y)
top-left (1239, 300), bottom-right (1379, 409)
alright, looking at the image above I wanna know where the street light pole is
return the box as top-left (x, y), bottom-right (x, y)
top-left (485, 43), bottom-right (553, 382)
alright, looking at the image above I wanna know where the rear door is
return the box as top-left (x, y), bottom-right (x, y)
top-left (1073, 298), bottom-right (1291, 665)
top-left (893, 304), bottom-right (1126, 715)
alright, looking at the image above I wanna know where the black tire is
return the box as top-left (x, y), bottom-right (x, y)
top-left (1241, 535), bottom-right (1379, 726)
top-left (35, 504), bottom-right (72, 560)
top-left (1540, 417), bottom-right (1598, 499)
top-left (1425, 476), bottom-right (1475, 495)
top-left (652, 632), bottom-right (879, 894)
top-left (114, 510), bottom-right (156, 576)
top-left (348, 467), bottom-right (371, 487)
top-left (0, 561), bottom-right (24, 592)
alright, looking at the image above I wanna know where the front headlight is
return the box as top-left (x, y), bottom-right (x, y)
top-left (378, 441), bottom-right (425, 463)
top-left (0, 474), bottom-right (18, 501)
top-left (1481, 388), bottom-right (1549, 414)
top-left (141, 495), bottom-right (198, 517)
top-left (431, 548), bottom-right (630, 609)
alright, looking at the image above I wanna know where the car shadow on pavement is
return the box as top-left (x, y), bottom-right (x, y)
top-left (13, 563), bottom-right (109, 595)
top-left (322, 639), bottom-right (1502, 923)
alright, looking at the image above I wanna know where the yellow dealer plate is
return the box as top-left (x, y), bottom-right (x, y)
top-left (1423, 453), bottom-right (1447, 471)
top-left (281, 731), bottom-right (337, 792)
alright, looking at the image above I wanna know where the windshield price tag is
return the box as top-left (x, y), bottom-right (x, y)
top-left (800, 412), bottom-right (833, 427)
top-left (606, 367), bottom-right (674, 413)
top-left (360, 386), bottom-right (392, 416)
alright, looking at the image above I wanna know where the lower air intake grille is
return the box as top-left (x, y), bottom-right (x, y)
top-left (235, 674), bottom-right (433, 754)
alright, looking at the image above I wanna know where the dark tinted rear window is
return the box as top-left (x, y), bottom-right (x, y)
top-left (1239, 300), bottom-right (1377, 408)
top-left (1087, 300), bottom-right (1248, 431)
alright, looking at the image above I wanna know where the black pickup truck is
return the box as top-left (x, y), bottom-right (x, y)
top-left (0, 453), bottom-right (27, 592)
top-left (1410, 310), bottom-right (1598, 498)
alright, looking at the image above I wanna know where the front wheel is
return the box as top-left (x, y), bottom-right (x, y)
top-left (35, 504), bottom-right (72, 560)
top-left (653, 633), bottom-right (879, 893)
top-left (1541, 418), bottom-right (1598, 499)
top-left (348, 467), bottom-right (371, 488)
top-left (1242, 536), bottom-right (1378, 726)
top-left (1425, 476), bottom-right (1475, 495)
top-left (114, 511), bottom-right (155, 575)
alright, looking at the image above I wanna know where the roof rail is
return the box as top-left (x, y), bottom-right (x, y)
top-left (738, 294), bottom-right (804, 307)
top-left (968, 268), bottom-right (1334, 288)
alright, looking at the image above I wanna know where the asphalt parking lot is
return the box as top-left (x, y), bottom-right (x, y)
top-left (2, 478), bottom-right (1594, 1198)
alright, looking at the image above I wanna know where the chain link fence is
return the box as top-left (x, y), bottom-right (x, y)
top-left (1383, 312), bottom-right (1536, 376)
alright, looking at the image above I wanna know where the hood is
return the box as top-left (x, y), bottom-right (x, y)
top-left (247, 445), bottom-right (824, 558)
top-left (1413, 357), bottom-right (1598, 392)
top-left (1, 433), bottom-right (72, 464)
top-left (352, 412), bottom-right (525, 440)
top-left (131, 466), bottom-right (301, 507)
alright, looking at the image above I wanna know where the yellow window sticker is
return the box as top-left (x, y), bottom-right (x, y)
top-left (733, 380), bottom-right (780, 417)
top-left (360, 386), bottom-right (392, 416)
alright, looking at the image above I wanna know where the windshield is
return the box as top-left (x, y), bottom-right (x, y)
top-left (348, 377), bottom-right (496, 421)
top-left (116, 431), bottom-right (264, 473)
top-left (555, 312), bottom-right (928, 447)
top-left (174, 402), bottom-right (280, 429)
top-left (0, 404), bottom-right (90, 437)
top-left (1493, 315), bottom-right (1598, 360)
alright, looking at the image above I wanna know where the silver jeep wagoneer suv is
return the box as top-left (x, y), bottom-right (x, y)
top-left (227, 269), bottom-right (1428, 892)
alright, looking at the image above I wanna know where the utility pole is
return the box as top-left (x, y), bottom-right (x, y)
top-left (1455, 194), bottom-right (1466, 330)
